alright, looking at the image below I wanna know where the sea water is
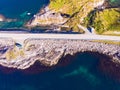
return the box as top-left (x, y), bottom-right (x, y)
top-left (0, 0), bottom-right (49, 28)
top-left (0, 0), bottom-right (119, 28)
top-left (0, 52), bottom-right (120, 90)
top-left (0, 0), bottom-right (120, 90)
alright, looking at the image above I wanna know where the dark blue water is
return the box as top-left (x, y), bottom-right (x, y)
top-left (0, 0), bottom-right (119, 28)
top-left (0, 1), bottom-right (120, 89)
top-left (0, 0), bottom-right (49, 18)
top-left (0, 52), bottom-right (120, 90)
top-left (0, 0), bottom-right (49, 28)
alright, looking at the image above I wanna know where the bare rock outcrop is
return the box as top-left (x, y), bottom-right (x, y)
top-left (26, 0), bottom-right (106, 30)
top-left (0, 38), bottom-right (120, 69)
top-left (27, 7), bottom-right (69, 27)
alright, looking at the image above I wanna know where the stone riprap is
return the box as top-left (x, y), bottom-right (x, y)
top-left (0, 38), bottom-right (120, 69)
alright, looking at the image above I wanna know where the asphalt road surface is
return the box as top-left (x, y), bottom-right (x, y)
top-left (0, 33), bottom-right (120, 44)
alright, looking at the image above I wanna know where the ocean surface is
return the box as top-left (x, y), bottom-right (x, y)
top-left (0, 0), bottom-right (49, 28)
top-left (0, 52), bottom-right (120, 90)
top-left (0, 0), bottom-right (120, 90)
top-left (0, 0), bottom-right (119, 29)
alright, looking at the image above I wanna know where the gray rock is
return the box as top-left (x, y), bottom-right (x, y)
top-left (0, 38), bottom-right (120, 69)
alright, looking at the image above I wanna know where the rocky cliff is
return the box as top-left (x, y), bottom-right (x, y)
top-left (0, 38), bottom-right (120, 69)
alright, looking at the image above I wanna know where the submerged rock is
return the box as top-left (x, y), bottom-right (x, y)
top-left (0, 14), bottom-right (6, 21)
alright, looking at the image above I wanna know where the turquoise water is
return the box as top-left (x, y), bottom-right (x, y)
top-left (0, 0), bottom-right (119, 28)
top-left (0, 1), bottom-right (120, 90)
top-left (0, 52), bottom-right (120, 90)
top-left (0, 0), bottom-right (49, 28)
top-left (110, 0), bottom-right (120, 5)
top-left (0, 0), bottom-right (49, 18)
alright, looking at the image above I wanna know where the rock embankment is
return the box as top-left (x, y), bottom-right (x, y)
top-left (0, 38), bottom-right (120, 69)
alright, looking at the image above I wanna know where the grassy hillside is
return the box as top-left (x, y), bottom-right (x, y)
top-left (49, 0), bottom-right (96, 32)
top-left (47, 0), bottom-right (120, 34)
top-left (50, 0), bottom-right (94, 15)
top-left (93, 8), bottom-right (120, 34)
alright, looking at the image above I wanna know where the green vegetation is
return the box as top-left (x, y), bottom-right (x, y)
top-left (49, 0), bottom-right (95, 32)
top-left (5, 47), bottom-right (24, 60)
top-left (49, 0), bottom-right (94, 15)
top-left (93, 8), bottom-right (120, 34)
top-left (48, 0), bottom-right (120, 34)
top-left (92, 40), bottom-right (120, 45)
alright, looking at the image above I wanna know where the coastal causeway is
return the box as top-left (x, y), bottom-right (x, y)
top-left (0, 38), bottom-right (120, 69)
top-left (0, 0), bottom-right (120, 89)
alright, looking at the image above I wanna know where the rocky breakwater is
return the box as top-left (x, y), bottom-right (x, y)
top-left (0, 38), bottom-right (120, 70)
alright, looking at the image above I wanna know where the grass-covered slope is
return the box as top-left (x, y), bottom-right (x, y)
top-left (50, 0), bottom-right (94, 15)
top-left (39, 0), bottom-right (120, 35)
top-left (49, 0), bottom-right (97, 32)
top-left (93, 8), bottom-right (120, 34)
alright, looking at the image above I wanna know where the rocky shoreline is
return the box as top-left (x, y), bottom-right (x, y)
top-left (27, 7), bottom-right (69, 26)
top-left (26, 0), bottom-right (106, 31)
top-left (0, 38), bottom-right (120, 70)
top-left (26, 0), bottom-right (120, 35)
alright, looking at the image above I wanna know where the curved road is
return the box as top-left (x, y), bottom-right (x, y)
top-left (0, 33), bottom-right (120, 44)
